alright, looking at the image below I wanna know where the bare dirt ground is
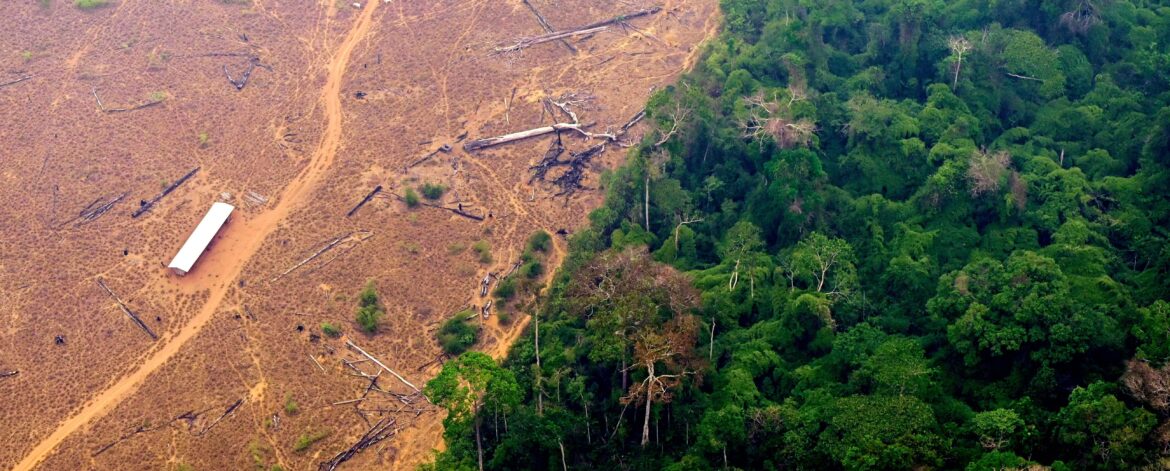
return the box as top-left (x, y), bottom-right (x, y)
top-left (0, 1), bottom-right (717, 470)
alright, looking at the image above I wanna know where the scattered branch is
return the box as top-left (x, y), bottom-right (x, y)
top-left (272, 231), bottom-right (374, 281)
top-left (0, 74), bottom-right (33, 89)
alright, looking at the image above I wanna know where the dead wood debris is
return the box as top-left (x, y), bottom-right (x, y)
top-left (520, 0), bottom-right (577, 54)
top-left (464, 94), bottom-right (614, 151)
top-left (92, 87), bottom-right (165, 113)
top-left (195, 398), bottom-right (245, 437)
top-left (0, 74), bottom-right (33, 89)
top-left (0, 370), bottom-right (17, 379)
top-left (346, 185), bottom-right (383, 218)
top-left (224, 56), bottom-right (270, 91)
top-left (493, 7), bottom-right (661, 54)
top-left (346, 340), bottom-right (424, 395)
top-left (549, 143), bottom-right (605, 199)
top-left (57, 192), bottom-right (128, 228)
top-left (406, 144), bottom-right (452, 170)
top-left (243, 191), bottom-right (269, 208)
top-left (392, 193), bottom-right (485, 221)
top-left (317, 417), bottom-right (401, 471)
top-left (97, 278), bottom-right (158, 341)
top-left (272, 230), bottom-right (374, 281)
top-left (131, 166), bottom-right (199, 218)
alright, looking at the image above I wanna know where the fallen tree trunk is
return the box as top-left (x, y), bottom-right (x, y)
top-left (346, 185), bottom-right (383, 218)
top-left (272, 231), bottom-right (374, 281)
top-left (392, 194), bottom-right (485, 221)
top-left (195, 398), bottom-right (244, 437)
top-left (463, 121), bottom-right (595, 151)
top-left (0, 74), bottom-right (33, 88)
top-left (346, 340), bottom-right (422, 395)
top-left (0, 370), bottom-right (17, 379)
top-left (521, 0), bottom-right (576, 53)
top-left (92, 87), bottom-right (165, 113)
top-left (97, 278), bottom-right (158, 341)
top-left (75, 192), bottom-right (127, 227)
top-left (318, 417), bottom-right (399, 471)
top-left (493, 7), bottom-right (662, 54)
top-left (131, 167), bottom-right (199, 218)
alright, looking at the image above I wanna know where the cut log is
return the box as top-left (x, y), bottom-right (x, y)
top-left (0, 370), bottom-right (17, 379)
top-left (0, 74), bottom-right (33, 88)
top-left (97, 278), bottom-right (158, 341)
top-left (493, 7), bottom-right (662, 54)
top-left (522, 0), bottom-right (576, 53)
top-left (464, 122), bottom-right (595, 151)
top-left (317, 417), bottom-right (400, 471)
top-left (346, 185), bottom-right (383, 217)
top-left (345, 340), bottom-right (423, 395)
top-left (131, 167), bottom-right (199, 218)
top-left (195, 398), bottom-right (244, 437)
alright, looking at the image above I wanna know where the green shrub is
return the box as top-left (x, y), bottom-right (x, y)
top-left (520, 261), bottom-right (543, 279)
top-left (74, 0), bottom-right (108, 9)
top-left (403, 188), bottom-right (420, 207)
top-left (356, 282), bottom-right (384, 333)
top-left (527, 231), bottom-right (552, 253)
top-left (197, 131), bottom-right (210, 148)
top-left (293, 429), bottom-right (330, 452)
top-left (321, 322), bottom-right (341, 338)
top-left (420, 182), bottom-right (446, 200)
top-left (283, 395), bottom-right (299, 415)
top-left (175, 464), bottom-right (194, 471)
top-left (437, 311), bottom-right (478, 355)
top-left (493, 276), bottom-right (517, 301)
top-left (447, 242), bottom-right (466, 255)
top-left (472, 241), bottom-right (492, 264)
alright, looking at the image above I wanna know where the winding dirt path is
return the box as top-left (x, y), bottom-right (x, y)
top-left (11, 3), bottom-right (381, 470)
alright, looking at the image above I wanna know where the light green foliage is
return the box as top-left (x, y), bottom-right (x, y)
top-left (1055, 382), bottom-right (1156, 469)
top-left (437, 310), bottom-right (477, 355)
top-left (526, 230), bottom-right (551, 253)
top-left (74, 0), bottom-right (108, 9)
top-left (471, 240), bottom-right (491, 264)
top-left (320, 322), bottom-right (340, 338)
top-left (971, 409), bottom-right (1024, 451)
top-left (403, 188), bottom-right (420, 207)
top-left (292, 429), bottom-right (330, 452)
top-left (283, 394), bottom-right (298, 415)
top-left (419, 182), bottom-right (445, 200)
top-left (492, 276), bottom-right (516, 301)
top-left (355, 282), bottom-right (383, 333)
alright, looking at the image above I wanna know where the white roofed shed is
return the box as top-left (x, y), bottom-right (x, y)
top-left (168, 202), bottom-right (234, 276)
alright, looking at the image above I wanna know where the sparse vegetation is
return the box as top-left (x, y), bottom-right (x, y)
top-left (526, 230), bottom-right (551, 253)
top-left (402, 242), bottom-right (420, 254)
top-left (403, 188), bottom-right (420, 207)
top-left (321, 322), bottom-right (341, 338)
top-left (20, 50), bottom-right (33, 62)
top-left (492, 276), bottom-right (516, 301)
top-left (293, 429), bottom-right (330, 452)
top-left (471, 240), bottom-right (492, 264)
top-left (437, 310), bottom-right (477, 355)
top-left (74, 0), bottom-right (109, 9)
top-left (420, 182), bottom-right (446, 200)
top-left (355, 282), bottom-right (384, 333)
top-left (148, 91), bottom-right (168, 102)
top-left (175, 464), bottom-right (194, 471)
top-left (447, 242), bottom-right (466, 255)
top-left (197, 131), bottom-right (210, 148)
top-left (283, 394), bottom-right (299, 415)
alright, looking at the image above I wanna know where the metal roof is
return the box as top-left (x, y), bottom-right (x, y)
top-left (168, 202), bottom-right (234, 275)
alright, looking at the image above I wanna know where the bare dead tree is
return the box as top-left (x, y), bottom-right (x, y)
top-left (967, 149), bottom-right (1011, 197)
top-left (492, 7), bottom-right (661, 54)
top-left (653, 101), bottom-right (692, 146)
top-left (739, 91), bottom-right (816, 148)
top-left (1060, 0), bottom-right (1105, 34)
top-left (948, 36), bottom-right (973, 90)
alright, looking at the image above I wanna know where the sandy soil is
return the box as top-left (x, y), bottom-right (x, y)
top-left (0, 1), bottom-right (718, 469)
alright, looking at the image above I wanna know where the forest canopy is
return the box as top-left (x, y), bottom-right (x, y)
top-left (425, 0), bottom-right (1170, 469)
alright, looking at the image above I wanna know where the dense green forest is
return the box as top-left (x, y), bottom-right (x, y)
top-left (423, 0), bottom-right (1170, 469)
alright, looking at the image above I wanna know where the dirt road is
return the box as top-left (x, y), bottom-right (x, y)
top-left (9, 3), bottom-right (381, 470)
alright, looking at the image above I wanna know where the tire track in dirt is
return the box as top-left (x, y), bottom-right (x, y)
top-left (10, 2), bottom-right (381, 470)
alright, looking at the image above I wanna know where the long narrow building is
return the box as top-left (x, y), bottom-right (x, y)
top-left (168, 202), bottom-right (234, 276)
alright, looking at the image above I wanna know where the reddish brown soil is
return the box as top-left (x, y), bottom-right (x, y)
top-left (0, 1), bottom-right (718, 469)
